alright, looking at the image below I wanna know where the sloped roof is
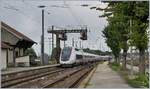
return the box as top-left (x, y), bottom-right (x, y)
top-left (1, 21), bottom-right (35, 43)
top-left (1, 42), bottom-right (11, 49)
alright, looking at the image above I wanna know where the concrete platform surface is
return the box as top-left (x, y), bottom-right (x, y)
top-left (86, 62), bottom-right (131, 88)
top-left (1, 64), bottom-right (60, 75)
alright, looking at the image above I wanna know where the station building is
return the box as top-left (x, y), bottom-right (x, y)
top-left (1, 21), bottom-right (35, 69)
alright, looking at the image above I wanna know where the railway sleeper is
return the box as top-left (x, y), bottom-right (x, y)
top-left (2, 69), bottom-right (64, 88)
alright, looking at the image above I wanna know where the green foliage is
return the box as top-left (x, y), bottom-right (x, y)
top-left (130, 20), bottom-right (149, 51)
top-left (101, 2), bottom-right (132, 61)
top-left (95, 2), bottom-right (149, 71)
top-left (110, 62), bottom-right (149, 88)
top-left (103, 22), bottom-right (121, 59)
top-left (127, 74), bottom-right (149, 88)
top-left (110, 62), bottom-right (121, 71)
top-left (25, 48), bottom-right (37, 58)
top-left (25, 48), bottom-right (38, 66)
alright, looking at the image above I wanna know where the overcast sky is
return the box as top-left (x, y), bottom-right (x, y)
top-left (0, 0), bottom-right (113, 56)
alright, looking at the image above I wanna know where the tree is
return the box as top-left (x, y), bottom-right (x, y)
top-left (103, 23), bottom-right (121, 64)
top-left (107, 13), bottom-right (130, 69)
top-left (130, 19), bottom-right (149, 74)
top-left (51, 47), bottom-right (61, 63)
top-left (96, 2), bottom-right (130, 68)
top-left (25, 48), bottom-right (37, 66)
top-left (91, 1), bottom-right (149, 74)
top-left (128, 2), bottom-right (149, 74)
top-left (25, 48), bottom-right (37, 58)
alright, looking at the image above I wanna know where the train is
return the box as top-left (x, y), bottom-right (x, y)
top-left (59, 47), bottom-right (111, 67)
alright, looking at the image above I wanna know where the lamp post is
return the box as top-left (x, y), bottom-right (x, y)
top-left (38, 5), bottom-right (45, 65)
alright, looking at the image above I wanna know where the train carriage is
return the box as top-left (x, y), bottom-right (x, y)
top-left (59, 47), bottom-right (102, 67)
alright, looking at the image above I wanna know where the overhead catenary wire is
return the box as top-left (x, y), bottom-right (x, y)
top-left (63, 0), bottom-right (83, 26)
top-left (2, 1), bottom-right (105, 51)
top-left (2, 2), bottom-right (41, 24)
top-left (62, 1), bottom-right (100, 49)
top-left (22, 0), bottom-right (51, 15)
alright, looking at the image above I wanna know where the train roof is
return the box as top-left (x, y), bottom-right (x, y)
top-left (62, 47), bottom-right (111, 57)
top-left (76, 50), bottom-right (100, 57)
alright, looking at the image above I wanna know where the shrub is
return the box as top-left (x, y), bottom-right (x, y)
top-left (110, 62), bottom-right (121, 71)
top-left (127, 73), bottom-right (149, 88)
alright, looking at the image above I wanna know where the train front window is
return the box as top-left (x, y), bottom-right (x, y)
top-left (76, 55), bottom-right (83, 59)
top-left (61, 47), bottom-right (72, 61)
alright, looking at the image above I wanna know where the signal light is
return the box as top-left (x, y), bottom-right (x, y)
top-left (80, 32), bottom-right (87, 40)
top-left (59, 33), bottom-right (67, 41)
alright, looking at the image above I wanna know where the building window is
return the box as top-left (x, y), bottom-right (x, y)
top-left (15, 51), bottom-right (19, 57)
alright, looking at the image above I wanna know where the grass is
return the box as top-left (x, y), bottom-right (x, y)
top-left (126, 73), bottom-right (149, 88)
top-left (109, 62), bottom-right (149, 88)
top-left (110, 62), bottom-right (121, 71)
top-left (99, 61), bottom-right (105, 64)
top-left (86, 82), bottom-right (93, 87)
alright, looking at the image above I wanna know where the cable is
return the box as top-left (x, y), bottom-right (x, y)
top-left (22, 0), bottom-right (51, 15)
top-left (2, 2), bottom-right (41, 24)
top-left (63, 0), bottom-right (82, 26)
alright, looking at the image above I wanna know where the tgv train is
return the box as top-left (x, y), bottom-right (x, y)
top-left (59, 47), bottom-right (108, 67)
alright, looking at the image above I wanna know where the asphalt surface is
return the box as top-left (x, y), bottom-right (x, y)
top-left (86, 62), bottom-right (131, 88)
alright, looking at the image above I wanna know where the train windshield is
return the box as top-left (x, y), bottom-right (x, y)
top-left (61, 47), bottom-right (72, 61)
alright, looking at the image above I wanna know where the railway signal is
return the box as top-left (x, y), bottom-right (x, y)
top-left (47, 26), bottom-right (88, 63)
top-left (59, 33), bottom-right (67, 41)
top-left (80, 31), bottom-right (87, 40)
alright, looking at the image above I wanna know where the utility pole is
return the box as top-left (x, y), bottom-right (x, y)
top-left (80, 41), bottom-right (81, 49)
top-left (48, 38), bottom-right (51, 56)
top-left (51, 25), bottom-right (54, 60)
top-left (72, 38), bottom-right (74, 47)
top-left (56, 34), bottom-right (61, 63)
top-left (82, 40), bottom-right (84, 49)
top-left (52, 25), bottom-right (54, 51)
top-left (64, 40), bottom-right (65, 47)
top-left (38, 5), bottom-right (45, 65)
top-left (75, 41), bottom-right (77, 48)
top-left (100, 39), bottom-right (101, 51)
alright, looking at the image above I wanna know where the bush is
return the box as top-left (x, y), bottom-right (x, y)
top-left (110, 62), bottom-right (121, 71)
top-left (127, 73), bottom-right (149, 88)
top-left (110, 62), bottom-right (149, 88)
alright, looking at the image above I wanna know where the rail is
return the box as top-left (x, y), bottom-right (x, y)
top-left (2, 62), bottom-right (99, 88)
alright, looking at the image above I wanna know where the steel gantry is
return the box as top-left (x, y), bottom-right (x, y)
top-left (47, 25), bottom-right (88, 63)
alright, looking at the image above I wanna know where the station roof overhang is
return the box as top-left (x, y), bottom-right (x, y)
top-left (1, 21), bottom-right (36, 48)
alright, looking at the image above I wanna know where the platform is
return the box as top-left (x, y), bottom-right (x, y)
top-left (80, 62), bottom-right (131, 88)
top-left (1, 64), bottom-right (60, 75)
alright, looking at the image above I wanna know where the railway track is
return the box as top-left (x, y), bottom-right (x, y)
top-left (1, 63), bottom-right (98, 88)
top-left (1, 65), bottom-right (61, 88)
top-left (1, 64), bottom-right (60, 81)
top-left (45, 65), bottom-right (93, 88)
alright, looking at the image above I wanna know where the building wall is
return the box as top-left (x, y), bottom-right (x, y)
top-left (16, 56), bottom-right (30, 67)
top-left (1, 49), bottom-right (7, 69)
top-left (7, 49), bottom-right (14, 67)
top-left (20, 48), bottom-right (24, 56)
top-left (1, 22), bottom-right (34, 68)
top-left (15, 47), bottom-right (19, 57)
top-left (15, 47), bottom-right (24, 57)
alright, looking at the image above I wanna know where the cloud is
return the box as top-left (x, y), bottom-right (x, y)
top-left (0, 0), bottom-right (109, 55)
